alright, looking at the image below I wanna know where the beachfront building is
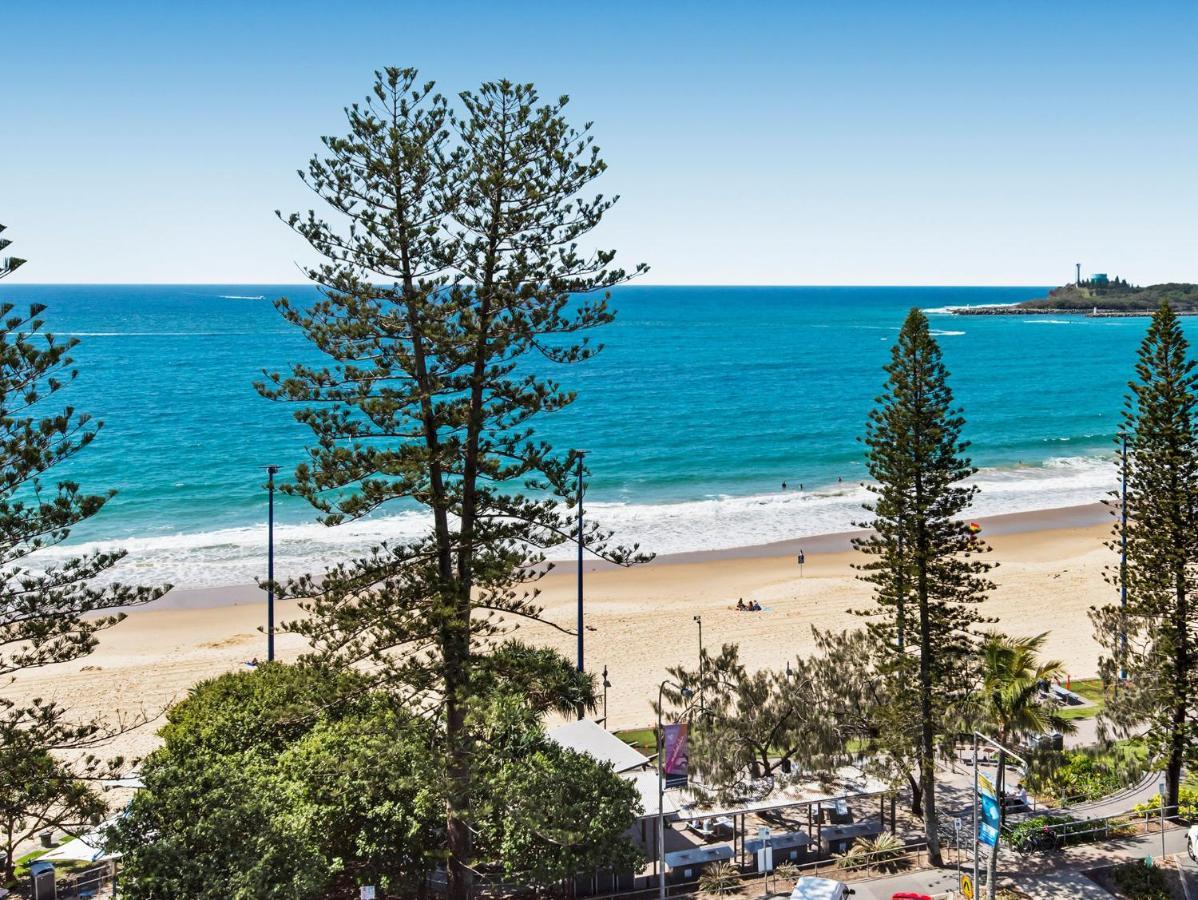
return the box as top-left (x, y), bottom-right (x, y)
top-left (547, 720), bottom-right (899, 894)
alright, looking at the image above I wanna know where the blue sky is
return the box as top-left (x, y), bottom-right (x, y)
top-left (4, 1), bottom-right (1196, 285)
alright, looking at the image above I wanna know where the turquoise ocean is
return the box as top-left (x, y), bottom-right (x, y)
top-left (0, 284), bottom-right (1151, 589)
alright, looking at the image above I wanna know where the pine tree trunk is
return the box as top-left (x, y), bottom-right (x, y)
top-left (915, 479), bottom-right (943, 867)
top-left (907, 772), bottom-right (923, 817)
top-left (1168, 569), bottom-right (1189, 812)
top-left (445, 636), bottom-right (472, 900)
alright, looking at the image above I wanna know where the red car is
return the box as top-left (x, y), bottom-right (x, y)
top-left (891, 894), bottom-right (933, 900)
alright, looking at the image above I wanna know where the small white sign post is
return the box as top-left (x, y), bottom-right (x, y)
top-left (360, 887), bottom-right (376, 900)
top-left (757, 826), bottom-right (773, 896)
top-left (1159, 781), bottom-right (1167, 859)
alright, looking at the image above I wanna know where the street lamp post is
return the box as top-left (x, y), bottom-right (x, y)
top-left (693, 615), bottom-right (703, 715)
top-left (972, 731), bottom-right (1028, 900)
top-left (576, 451), bottom-right (587, 720)
top-left (264, 464), bottom-right (279, 662)
top-left (1120, 433), bottom-right (1129, 680)
top-left (657, 680), bottom-right (694, 899)
top-left (601, 665), bottom-right (610, 728)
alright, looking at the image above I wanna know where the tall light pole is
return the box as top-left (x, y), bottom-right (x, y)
top-left (264, 465), bottom-right (279, 662)
top-left (1120, 433), bottom-right (1129, 680)
top-left (576, 451), bottom-right (587, 678)
top-left (657, 680), bottom-right (694, 899)
top-left (972, 731), bottom-right (1028, 900)
top-left (601, 665), bottom-right (610, 728)
top-left (693, 615), bottom-right (704, 716)
top-left (896, 525), bottom-right (905, 652)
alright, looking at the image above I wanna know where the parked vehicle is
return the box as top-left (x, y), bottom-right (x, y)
top-left (790, 876), bottom-right (856, 899)
top-left (1187, 823), bottom-right (1198, 862)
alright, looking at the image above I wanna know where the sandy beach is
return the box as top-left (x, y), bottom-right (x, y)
top-left (6, 505), bottom-right (1118, 763)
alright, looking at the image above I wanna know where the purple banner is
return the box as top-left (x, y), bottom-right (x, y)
top-left (663, 722), bottom-right (689, 783)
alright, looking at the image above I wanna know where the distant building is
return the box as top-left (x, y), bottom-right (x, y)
top-left (1090, 273), bottom-right (1109, 285)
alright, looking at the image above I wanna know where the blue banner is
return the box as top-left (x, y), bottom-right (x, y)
top-left (978, 774), bottom-right (1000, 848)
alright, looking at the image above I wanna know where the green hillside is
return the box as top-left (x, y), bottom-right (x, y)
top-left (1020, 281), bottom-right (1198, 312)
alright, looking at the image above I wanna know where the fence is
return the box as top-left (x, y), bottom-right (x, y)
top-left (55, 862), bottom-right (115, 898)
top-left (1004, 801), bottom-right (1182, 848)
top-left (584, 841), bottom-right (934, 899)
top-left (585, 800), bottom-right (1185, 899)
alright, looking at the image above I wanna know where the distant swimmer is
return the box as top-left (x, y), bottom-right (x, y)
top-left (782, 481), bottom-right (787, 490)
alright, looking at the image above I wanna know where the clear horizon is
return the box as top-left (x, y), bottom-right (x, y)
top-left (5, 1), bottom-right (1196, 286)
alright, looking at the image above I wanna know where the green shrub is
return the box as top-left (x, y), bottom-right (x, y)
top-left (1023, 742), bottom-right (1147, 804)
top-left (774, 861), bottom-right (801, 883)
top-left (1133, 784), bottom-right (1198, 820)
top-left (835, 832), bottom-right (909, 872)
top-left (1110, 860), bottom-right (1170, 899)
top-left (1005, 814), bottom-right (1130, 851)
top-left (698, 861), bottom-right (740, 895)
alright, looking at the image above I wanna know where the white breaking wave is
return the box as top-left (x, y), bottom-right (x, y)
top-left (922, 301), bottom-right (1022, 315)
top-left (28, 454), bottom-right (1120, 590)
top-left (218, 295), bottom-right (266, 300)
top-left (930, 329), bottom-right (965, 336)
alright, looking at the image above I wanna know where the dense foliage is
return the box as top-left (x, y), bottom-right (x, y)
top-left (1109, 860), bottom-right (1171, 899)
top-left (1091, 302), bottom-right (1198, 809)
top-left (1021, 281), bottom-right (1198, 312)
top-left (0, 222), bottom-right (168, 880)
top-left (1006, 814), bottom-right (1130, 852)
top-left (259, 67), bottom-right (645, 898)
top-left (854, 307), bottom-right (993, 864)
top-left (1023, 743), bottom-right (1147, 805)
top-left (1133, 783), bottom-right (1198, 820)
top-left (109, 662), bottom-right (641, 898)
top-left (658, 631), bottom-right (883, 803)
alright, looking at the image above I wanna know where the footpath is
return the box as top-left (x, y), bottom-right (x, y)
top-left (851, 825), bottom-right (1191, 899)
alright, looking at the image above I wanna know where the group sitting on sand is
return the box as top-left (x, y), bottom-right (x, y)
top-left (735, 598), bottom-right (763, 612)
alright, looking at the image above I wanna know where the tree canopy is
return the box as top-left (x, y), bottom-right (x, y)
top-left (110, 660), bottom-right (642, 898)
top-left (258, 67), bottom-right (645, 897)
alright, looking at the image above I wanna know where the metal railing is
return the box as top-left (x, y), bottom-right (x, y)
top-left (1002, 802), bottom-right (1181, 854)
top-left (56, 862), bottom-right (115, 898)
top-left (582, 841), bottom-right (934, 899)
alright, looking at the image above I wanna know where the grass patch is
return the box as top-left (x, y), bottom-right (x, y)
top-left (615, 727), bottom-right (656, 751)
top-left (1069, 677), bottom-right (1107, 704)
top-left (1053, 677), bottom-right (1107, 721)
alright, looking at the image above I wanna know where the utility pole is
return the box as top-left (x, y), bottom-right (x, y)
top-left (576, 451), bottom-right (587, 719)
top-left (693, 615), bottom-right (704, 716)
top-left (972, 732), bottom-right (1028, 900)
top-left (1120, 433), bottom-right (1129, 680)
top-left (601, 665), bottom-right (610, 728)
top-left (264, 465), bottom-right (279, 662)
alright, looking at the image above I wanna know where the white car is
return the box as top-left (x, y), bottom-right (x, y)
top-left (790, 876), bottom-right (856, 900)
top-left (1188, 823), bottom-right (1198, 861)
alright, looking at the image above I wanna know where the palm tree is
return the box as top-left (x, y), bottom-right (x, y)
top-left (977, 631), bottom-right (1075, 900)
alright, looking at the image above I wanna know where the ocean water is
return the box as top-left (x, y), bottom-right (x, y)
top-left (0, 284), bottom-right (1153, 589)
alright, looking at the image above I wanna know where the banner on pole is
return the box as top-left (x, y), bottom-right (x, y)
top-left (663, 722), bottom-right (689, 787)
top-left (978, 773), bottom-right (1000, 848)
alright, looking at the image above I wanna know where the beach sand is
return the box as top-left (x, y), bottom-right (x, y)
top-left (5, 505), bottom-right (1118, 762)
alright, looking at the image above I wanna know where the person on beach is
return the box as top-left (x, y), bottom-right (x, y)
top-left (736, 598), bottom-right (746, 611)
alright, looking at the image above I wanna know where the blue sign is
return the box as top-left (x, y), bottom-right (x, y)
top-left (978, 775), bottom-right (1000, 848)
